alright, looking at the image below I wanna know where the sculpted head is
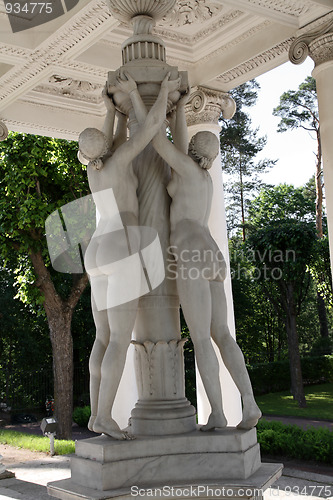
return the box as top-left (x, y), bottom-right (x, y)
top-left (78, 128), bottom-right (109, 170)
top-left (188, 131), bottom-right (219, 170)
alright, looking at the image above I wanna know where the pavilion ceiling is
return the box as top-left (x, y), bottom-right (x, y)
top-left (0, 0), bottom-right (331, 139)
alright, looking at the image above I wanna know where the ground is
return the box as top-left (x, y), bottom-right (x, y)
top-left (0, 443), bottom-right (49, 466)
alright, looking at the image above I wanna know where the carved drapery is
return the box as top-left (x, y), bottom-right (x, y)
top-left (185, 86), bottom-right (236, 127)
top-left (289, 17), bottom-right (333, 66)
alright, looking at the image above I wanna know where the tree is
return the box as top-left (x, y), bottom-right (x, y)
top-left (0, 133), bottom-right (90, 438)
top-left (229, 237), bottom-right (287, 364)
top-left (273, 77), bottom-right (330, 339)
top-left (220, 80), bottom-right (275, 240)
top-left (247, 184), bottom-right (318, 407)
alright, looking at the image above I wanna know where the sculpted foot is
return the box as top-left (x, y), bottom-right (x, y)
top-left (237, 403), bottom-right (262, 430)
top-left (88, 415), bottom-right (96, 432)
top-left (200, 412), bottom-right (227, 431)
top-left (93, 417), bottom-right (135, 440)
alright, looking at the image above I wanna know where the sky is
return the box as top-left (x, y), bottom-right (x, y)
top-left (244, 57), bottom-right (316, 188)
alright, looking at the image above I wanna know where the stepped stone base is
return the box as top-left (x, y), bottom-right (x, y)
top-left (48, 463), bottom-right (283, 500)
top-left (47, 428), bottom-right (281, 500)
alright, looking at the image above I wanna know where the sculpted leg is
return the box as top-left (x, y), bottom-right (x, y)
top-left (210, 281), bottom-right (261, 429)
top-left (88, 293), bottom-right (110, 432)
top-left (177, 272), bottom-right (227, 431)
top-left (93, 303), bottom-right (137, 440)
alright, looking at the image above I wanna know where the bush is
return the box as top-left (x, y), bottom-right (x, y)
top-left (73, 406), bottom-right (91, 428)
top-left (248, 355), bottom-right (333, 395)
top-left (257, 419), bottom-right (333, 464)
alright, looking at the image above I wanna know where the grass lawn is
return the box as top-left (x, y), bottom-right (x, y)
top-left (0, 429), bottom-right (75, 455)
top-left (256, 382), bottom-right (333, 420)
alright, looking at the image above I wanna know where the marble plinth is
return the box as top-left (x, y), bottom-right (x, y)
top-left (48, 428), bottom-right (269, 499)
top-left (48, 462), bottom-right (283, 500)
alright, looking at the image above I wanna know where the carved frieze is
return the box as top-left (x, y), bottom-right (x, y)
top-left (33, 76), bottom-right (103, 103)
top-left (289, 18), bottom-right (333, 66)
top-left (159, 0), bottom-right (223, 27)
top-left (185, 86), bottom-right (235, 126)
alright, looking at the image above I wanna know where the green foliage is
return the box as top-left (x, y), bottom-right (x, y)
top-left (72, 406), bottom-right (91, 428)
top-left (309, 236), bottom-right (333, 308)
top-left (229, 238), bottom-right (287, 364)
top-left (0, 132), bottom-right (89, 305)
top-left (220, 80), bottom-right (275, 236)
top-left (273, 77), bottom-right (318, 134)
top-left (0, 429), bottom-right (75, 455)
top-left (248, 184), bottom-right (315, 227)
top-left (249, 357), bottom-right (333, 395)
top-left (257, 419), bottom-right (333, 464)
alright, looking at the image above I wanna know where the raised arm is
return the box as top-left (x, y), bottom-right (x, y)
top-left (111, 73), bottom-right (180, 166)
top-left (112, 111), bottom-right (127, 151)
top-left (101, 83), bottom-right (116, 149)
top-left (116, 72), bottom-right (148, 124)
top-left (173, 87), bottom-right (190, 154)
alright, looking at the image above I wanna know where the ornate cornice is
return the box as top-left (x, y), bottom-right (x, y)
top-left (198, 20), bottom-right (271, 64)
top-left (241, 0), bottom-right (312, 17)
top-left (155, 10), bottom-right (243, 45)
top-left (185, 86), bottom-right (236, 126)
top-left (0, 0), bottom-right (114, 108)
top-left (217, 38), bottom-right (293, 84)
top-left (289, 17), bottom-right (333, 66)
top-left (3, 119), bottom-right (80, 139)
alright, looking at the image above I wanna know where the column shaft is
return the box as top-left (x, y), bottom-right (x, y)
top-left (313, 61), bottom-right (333, 271)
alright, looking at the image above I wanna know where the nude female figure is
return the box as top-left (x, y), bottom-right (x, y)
top-left (80, 73), bottom-right (180, 440)
top-left (126, 76), bottom-right (261, 430)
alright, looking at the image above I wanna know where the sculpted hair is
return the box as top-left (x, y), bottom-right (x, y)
top-left (188, 131), bottom-right (220, 169)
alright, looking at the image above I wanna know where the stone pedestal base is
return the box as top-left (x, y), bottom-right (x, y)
top-left (48, 463), bottom-right (283, 500)
top-left (47, 428), bottom-right (280, 500)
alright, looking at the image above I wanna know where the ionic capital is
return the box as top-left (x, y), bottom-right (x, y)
top-left (0, 121), bottom-right (8, 141)
top-left (185, 86), bottom-right (236, 127)
top-left (289, 18), bottom-right (333, 67)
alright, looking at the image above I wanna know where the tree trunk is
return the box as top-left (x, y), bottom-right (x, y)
top-left (315, 128), bottom-right (323, 239)
top-left (29, 250), bottom-right (87, 440)
top-left (48, 308), bottom-right (74, 440)
top-left (284, 283), bottom-right (306, 408)
top-left (317, 291), bottom-right (329, 339)
top-left (239, 156), bottom-right (246, 242)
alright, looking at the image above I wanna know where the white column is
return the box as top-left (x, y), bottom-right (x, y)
top-left (186, 87), bottom-right (242, 426)
top-left (313, 60), bottom-right (333, 270)
top-left (289, 17), bottom-right (333, 278)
